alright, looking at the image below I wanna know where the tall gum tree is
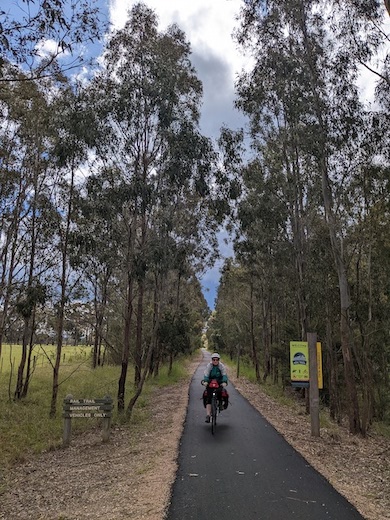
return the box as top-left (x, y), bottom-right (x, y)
top-left (48, 85), bottom-right (91, 417)
top-left (88, 3), bottom-right (222, 416)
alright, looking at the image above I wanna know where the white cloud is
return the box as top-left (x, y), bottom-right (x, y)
top-left (35, 39), bottom-right (70, 60)
top-left (107, 1), bottom-right (243, 309)
top-left (108, 0), bottom-right (246, 78)
top-left (107, 0), bottom-right (251, 141)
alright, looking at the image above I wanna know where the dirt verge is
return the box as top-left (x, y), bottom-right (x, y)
top-left (0, 354), bottom-right (389, 520)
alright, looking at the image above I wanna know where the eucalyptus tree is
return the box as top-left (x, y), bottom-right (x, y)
top-left (0, 0), bottom-right (106, 82)
top-left (72, 170), bottom-right (124, 368)
top-left (221, 6), bottom-right (321, 379)
top-left (234, 0), bottom-right (390, 433)
top-left (0, 82), bottom-right (27, 359)
top-left (10, 81), bottom-right (54, 399)
top-left (331, 0), bottom-right (390, 87)
top-left (87, 3), bottom-right (223, 416)
top-left (47, 84), bottom-right (92, 417)
top-left (210, 260), bottom-right (252, 363)
top-left (0, 77), bottom-right (55, 390)
top-left (345, 116), bottom-right (390, 431)
top-left (155, 273), bottom-right (208, 375)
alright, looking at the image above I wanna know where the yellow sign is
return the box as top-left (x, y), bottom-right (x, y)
top-left (317, 342), bottom-right (323, 389)
top-left (290, 342), bottom-right (309, 382)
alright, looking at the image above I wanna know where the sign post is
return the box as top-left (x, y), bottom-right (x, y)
top-left (308, 333), bottom-right (320, 437)
top-left (62, 395), bottom-right (113, 446)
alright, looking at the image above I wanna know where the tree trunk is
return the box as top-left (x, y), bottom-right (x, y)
top-left (14, 317), bottom-right (30, 399)
top-left (283, 132), bottom-right (309, 339)
top-left (249, 276), bottom-right (261, 381)
top-left (21, 314), bottom-right (36, 398)
top-left (0, 176), bottom-right (25, 360)
top-left (50, 161), bottom-right (75, 418)
top-left (325, 309), bottom-right (340, 422)
top-left (168, 352), bottom-right (173, 375)
top-left (50, 288), bottom-right (65, 418)
top-left (126, 273), bottom-right (162, 420)
top-left (262, 289), bottom-right (271, 383)
top-left (134, 278), bottom-right (144, 386)
top-left (92, 284), bottom-right (99, 368)
top-left (118, 216), bottom-right (137, 412)
top-left (299, 0), bottom-right (361, 434)
top-left (92, 273), bottom-right (109, 368)
top-left (118, 274), bottom-right (134, 411)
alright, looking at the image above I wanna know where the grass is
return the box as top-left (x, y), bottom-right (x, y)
top-left (0, 346), bottom-right (192, 469)
top-left (0, 343), bottom-right (91, 374)
top-left (371, 421), bottom-right (390, 437)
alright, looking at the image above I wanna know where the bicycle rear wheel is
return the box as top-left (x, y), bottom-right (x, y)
top-left (211, 395), bottom-right (217, 434)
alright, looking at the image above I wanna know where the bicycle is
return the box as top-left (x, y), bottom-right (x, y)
top-left (210, 380), bottom-right (219, 434)
top-left (203, 379), bottom-right (228, 435)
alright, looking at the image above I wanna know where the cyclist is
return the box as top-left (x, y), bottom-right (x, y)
top-left (201, 353), bottom-right (228, 423)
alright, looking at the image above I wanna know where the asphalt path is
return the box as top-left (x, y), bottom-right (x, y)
top-left (166, 351), bottom-right (364, 520)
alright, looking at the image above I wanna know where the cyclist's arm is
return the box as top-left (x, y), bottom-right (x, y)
top-left (220, 363), bottom-right (228, 384)
top-left (203, 363), bottom-right (212, 383)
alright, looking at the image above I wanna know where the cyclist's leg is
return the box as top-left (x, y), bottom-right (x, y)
top-left (205, 387), bottom-right (212, 422)
top-left (211, 393), bottom-right (217, 433)
top-left (217, 388), bottom-right (223, 411)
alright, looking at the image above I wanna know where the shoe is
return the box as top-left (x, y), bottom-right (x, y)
top-left (205, 415), bottom-right (210, 423)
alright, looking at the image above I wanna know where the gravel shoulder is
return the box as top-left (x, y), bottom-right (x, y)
top-left (0, 353), bottom-right (389, 520)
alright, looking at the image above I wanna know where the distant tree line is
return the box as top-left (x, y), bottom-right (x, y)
top-left (208, 0), bottom-right (390, 436)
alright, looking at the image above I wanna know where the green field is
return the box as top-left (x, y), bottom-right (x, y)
top-left (0, 343), bottom-right (92, 374)
top-left (0, 344), bottom-right (191, 469)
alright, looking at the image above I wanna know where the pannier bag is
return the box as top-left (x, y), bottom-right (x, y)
top-left (202, 388), bottom-right (229, 409)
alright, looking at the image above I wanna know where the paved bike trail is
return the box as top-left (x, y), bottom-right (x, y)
top-left (166, 351), bottom-right (364, 520)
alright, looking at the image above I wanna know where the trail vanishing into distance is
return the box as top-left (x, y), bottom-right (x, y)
top-left (167, 351), bottom-right (364, 520)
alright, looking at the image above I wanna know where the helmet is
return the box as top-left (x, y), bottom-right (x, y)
top-left (211, 353), bottom-right (220, 359)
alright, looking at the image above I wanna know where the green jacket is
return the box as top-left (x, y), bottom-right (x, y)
top-left (203, 362), bottom-right (228, 384)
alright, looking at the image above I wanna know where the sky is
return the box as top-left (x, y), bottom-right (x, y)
top-left (107, 0), bottom-right (248, 310)
top-left (103, 0), bottom-right (389, 311)
top-left (16, 0), bottom-right (387, 310)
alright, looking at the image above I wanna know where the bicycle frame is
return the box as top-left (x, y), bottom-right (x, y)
top-left (209, 380), bottom-right (221, 435)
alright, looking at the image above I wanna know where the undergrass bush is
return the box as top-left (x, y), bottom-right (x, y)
top-left (240, 366), bottom-right (258, 383)
top-left (152, 362), bottom-right (187, 386)
top-left (222, 353), bottom-right (390, 439)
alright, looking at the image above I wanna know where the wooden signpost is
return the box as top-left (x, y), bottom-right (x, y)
top-left (63, 394), bottom-right (113, 447)
top-left (307, 332), bottom-right (320, 437)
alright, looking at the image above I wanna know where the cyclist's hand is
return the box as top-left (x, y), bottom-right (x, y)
top-left (221, 382), bottom-right (227, 387)
top-left (201, 380), bottom-right (208, 387)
